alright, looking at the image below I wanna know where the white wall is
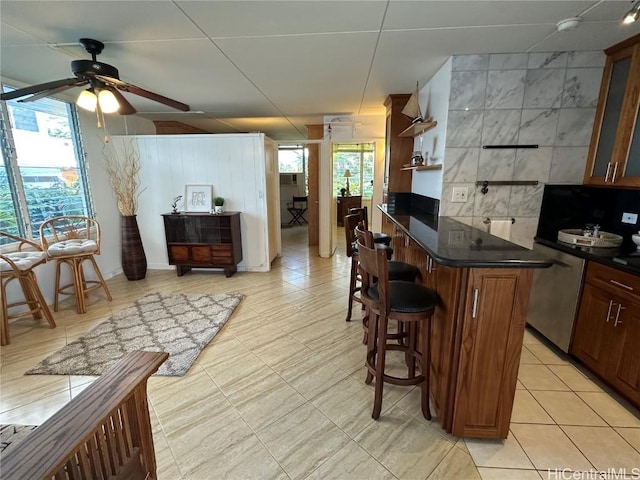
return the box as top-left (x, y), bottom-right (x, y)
top-left (123, 133), bottom-right (272, 272)
top-left (411, 58), bottom-right (452, 200)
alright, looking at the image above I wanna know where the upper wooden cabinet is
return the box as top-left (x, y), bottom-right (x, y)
top-left (384, 94), bottom-right (414, 193)
top-left (584, 33), bottom-right (640, 187)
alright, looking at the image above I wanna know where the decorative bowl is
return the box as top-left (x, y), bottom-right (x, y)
top-left (632, 233), bottom-right (640, 250)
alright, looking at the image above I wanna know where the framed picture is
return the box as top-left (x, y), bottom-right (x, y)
top-left (184, 185), bottom-right (212, 212)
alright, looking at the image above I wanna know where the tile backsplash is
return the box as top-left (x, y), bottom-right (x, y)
top-left (438, 51), bottom-right (606, 249)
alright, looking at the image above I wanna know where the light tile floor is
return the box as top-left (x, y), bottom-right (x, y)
top-left (2, 226), bottom-right (640, 479)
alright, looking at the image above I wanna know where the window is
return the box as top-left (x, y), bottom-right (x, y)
top-left (278, 145), bottom-right (308, 193)
top-left (0, 87), bottom-right (92, 241)
top-left (333, 143), bottom-right (375, 198)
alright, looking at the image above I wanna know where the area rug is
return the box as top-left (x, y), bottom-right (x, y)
top-left (26, 292), bottom-right (243, 377)
top-left (1, 424), bottom-right (37, 456)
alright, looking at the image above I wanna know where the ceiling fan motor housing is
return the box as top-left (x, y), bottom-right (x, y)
top-left (71, 60), bottom-right (119, 80)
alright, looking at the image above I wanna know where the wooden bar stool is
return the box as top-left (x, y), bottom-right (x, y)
top-left (0, 232), bottom-right (56, 345)
top-left (344, 213), bottom-right (418, 323)
top-left (357, 228), bottom-right (437, 420)
top-left (348, 206), bottom-right (392, 246)
top-left (40, 216), bottom-right (112, 314)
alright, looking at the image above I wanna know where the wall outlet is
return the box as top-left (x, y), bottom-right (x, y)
top-left (622, 212), bottom-right (638, 224)
top-left (451, 187), bottom-right (468, 203)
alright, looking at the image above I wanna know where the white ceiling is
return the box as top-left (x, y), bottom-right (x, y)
top-left (1, 1), bottom-right (639, 140)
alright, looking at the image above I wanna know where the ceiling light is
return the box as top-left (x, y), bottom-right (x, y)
top-left (623, 2), bottom-right (640, 23)
top-left (98, 89), bottom-right (119, 113)
top-left (556, 16), bottom-right (582, 32)
top-left (76, 89), bottom-right (97, 111)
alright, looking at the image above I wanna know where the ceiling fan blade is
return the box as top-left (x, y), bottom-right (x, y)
top-left (95, 75), bottom-right (190, 112)
top-left (108, 88), bottom-right (137, 115)
top-left (18, 83), bottom-right (86, 103)
top-left (1, 78), bottom-right (85, 101)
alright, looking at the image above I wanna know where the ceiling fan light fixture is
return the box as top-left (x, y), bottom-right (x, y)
top-left (98, 89), bottom-right (119, 113)
top-left (76, 89), bottom-right (97, 112)
top-left (623, 2), bottom-right (640, 23)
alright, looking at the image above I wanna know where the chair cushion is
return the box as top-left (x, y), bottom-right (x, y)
top-left (373, 232), bottom-right (392, 246)
top-left (0, 251), bottom-right (46, 272)
top-left (388, 261), bottom-right (418, 282)
top-left (367, 281), bottom-right (437, 314)
top-left (47, 239), bottom-right (98, 257)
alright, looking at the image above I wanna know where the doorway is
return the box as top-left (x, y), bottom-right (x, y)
top-left (332, 143), bottom-right (376, 224)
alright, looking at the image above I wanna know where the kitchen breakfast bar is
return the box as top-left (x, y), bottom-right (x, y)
top-left (379, 204), bottom-right (552, 439)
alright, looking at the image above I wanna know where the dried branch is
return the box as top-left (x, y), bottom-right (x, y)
top-left (102, 139), bottom-right (146, 216)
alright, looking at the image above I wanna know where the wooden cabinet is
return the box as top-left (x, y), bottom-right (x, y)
top-left (584, 33), bottom-right (640, 187)
top-left (384, 94), bottom-right (414, 194)
top-left (161, 212), bottom-right (242, 277)
top-left (571, 262), bottom-right (640, 406)
top-left (336, 196), bottom-right (362, 227)
top-left (390, 224), bottom-right (532, 438)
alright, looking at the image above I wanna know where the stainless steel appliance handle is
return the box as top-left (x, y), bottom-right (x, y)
top-left (614, 304), bottom-right (625, 326)
top-left (606, 300), bottom-right (614, 322)
top-left (605, 162), bottom-right (612, 182)
top-left (472, 288), bottom-right (479, 319)
top-left (610, 279), bottom-right (633, 291)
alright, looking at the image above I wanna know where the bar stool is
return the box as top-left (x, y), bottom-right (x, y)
top-left (40, 216), bottom-right (112, 314)
top-left (344, 214), bottom-right (418, 323)
top-left (0, 231), bottom-right (56, 345)
top-left (357, 228), bottom-right (438, 420)
top-left (348, 206), bottom-right (392, 246)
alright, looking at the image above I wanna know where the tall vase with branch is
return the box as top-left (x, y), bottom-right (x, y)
top-left (103, 139), bottom-right (147, 281)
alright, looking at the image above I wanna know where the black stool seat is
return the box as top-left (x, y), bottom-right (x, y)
top-left (373, 232), bottom-right (392, 246)
top-left (388, 263), bottom-right (419, 283)
top-left (367, 281), bottom-right (437, 313)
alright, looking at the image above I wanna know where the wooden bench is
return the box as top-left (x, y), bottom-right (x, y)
top-left (2, 350), bottom-right (168, 480)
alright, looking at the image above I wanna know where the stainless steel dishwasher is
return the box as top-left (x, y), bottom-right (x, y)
top-left (526, 242), bottom-right (586, 352)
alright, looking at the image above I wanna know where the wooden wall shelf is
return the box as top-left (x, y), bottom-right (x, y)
top-left (401, 164), bottom-right (443, 171)
top-left (398, 121), bottom-right (438, 137)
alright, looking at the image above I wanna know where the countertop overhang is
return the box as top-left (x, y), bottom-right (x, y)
top-left (379, 204), bottom-right (552, 269)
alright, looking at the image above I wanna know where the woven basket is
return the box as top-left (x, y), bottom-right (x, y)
top-left (557, 229), bottom-right (623, 248)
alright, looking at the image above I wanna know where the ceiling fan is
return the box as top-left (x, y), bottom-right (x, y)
top-left (0, 38), bottom-right (190, 115)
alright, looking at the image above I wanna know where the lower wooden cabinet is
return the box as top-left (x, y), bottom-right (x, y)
top-left (571, 262), bottom-right (640, 407)
top-left (392, 231), bottom-right (533, 438)
top-left (161, 212), bottom-right (243, 277)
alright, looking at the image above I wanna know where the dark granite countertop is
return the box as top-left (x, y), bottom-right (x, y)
top-left (380, 205), bottom-right (552, 269)
top-left (535, 237), bottom-right (640, 277)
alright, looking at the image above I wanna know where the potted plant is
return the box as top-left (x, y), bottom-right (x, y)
top-left (214, 196), bottom-right (225, 214)
top-left (103, 139), bottom-right (147, 281)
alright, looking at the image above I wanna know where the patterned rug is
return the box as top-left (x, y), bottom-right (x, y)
top-left (1, 424), bottom-right (37, 456)
top-left (26, 292), bottom-right (243, 377)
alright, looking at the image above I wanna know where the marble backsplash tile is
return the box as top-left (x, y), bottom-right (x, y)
top-left (452, 54), bottom-right (489, 71)
top-left (436, 51), bottom-right (602, 245)
top-left (523, 69), bottom-right (565, 109)
top-left (443, 148), bottom-right (479, 183)
top-left (481, 110), bottom-right (521, 145)
top-left (518, 109), bottom-right (560, 145)
top-left (447, 111), bottom-right (483, 147)
top-left (489, 53), bottom-right (528, 70)
top-left (450, 71), bottom-right (487, 110)
top-left (478, 149), bottom-right (515, 181)
top-left (550, 147), bottom-right (589, 184)
top-left (556, 109), bottom-right (596, 146)
top-left (567, 51), bottom-right (606, 68)
top-left (513, 148), bottom-right (553, 182)
top-left (528, 52), bottom-right (567, 69)
top-left (486, 70), bottom-right (526, 109)
top-left (562, 69), bottom-right (602, 108)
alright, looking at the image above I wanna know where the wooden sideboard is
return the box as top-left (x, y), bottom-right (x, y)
top-left (336, 195), bottom-right (362, 227)
top-left (161, 212), bottom-right (242, 277)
